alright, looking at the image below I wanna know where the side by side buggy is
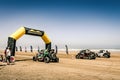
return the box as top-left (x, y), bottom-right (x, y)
top-left (96, 50), bottom-right (111, 58)
top-left (76, 49), bottom-right (96, 60)
top-left (33, 49), bottom-right (59, 63)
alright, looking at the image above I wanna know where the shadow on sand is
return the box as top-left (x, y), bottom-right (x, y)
top-left (15, 58), bottom-right (32, 62)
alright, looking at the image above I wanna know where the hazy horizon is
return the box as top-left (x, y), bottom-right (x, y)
top-left (0, 0), bottom-right (120, 49)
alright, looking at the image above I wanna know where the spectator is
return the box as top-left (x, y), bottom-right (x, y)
top-left (0, 54), bottom-right (3, 62)
top-left (6, 47), bottom-right (11, 64)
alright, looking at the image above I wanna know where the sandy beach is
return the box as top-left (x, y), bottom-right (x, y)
top-left (0, 0), bottom-right (120, 80)
top-left (0, 50), bottom-right (120, 80)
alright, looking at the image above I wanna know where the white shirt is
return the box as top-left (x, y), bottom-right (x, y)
top-left (6, 49), bottom-right (11, 56)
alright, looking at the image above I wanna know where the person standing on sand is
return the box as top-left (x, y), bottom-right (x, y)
top-left (0, 54), bottom-right (3, 62)
top-left (6, 47), bottom-right (11, 64)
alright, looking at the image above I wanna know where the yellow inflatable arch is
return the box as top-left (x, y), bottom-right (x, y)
top-left (7, 27), bottom-right (51, 56)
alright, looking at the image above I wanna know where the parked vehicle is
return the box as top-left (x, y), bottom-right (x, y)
top-left (33, 49), bottom-right (59, 63)
top-left (96, 50), bottom-right (110, 58)
top-left (76, 49), bottom-right (96, 60)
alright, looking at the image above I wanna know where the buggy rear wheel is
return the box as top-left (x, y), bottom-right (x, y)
top-left (54, 58), bottom-right (59, 62)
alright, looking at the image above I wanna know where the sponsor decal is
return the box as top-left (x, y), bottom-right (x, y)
top-left (27, 29), bottom-right (43, 35)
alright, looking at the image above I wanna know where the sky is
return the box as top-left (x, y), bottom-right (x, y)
top-left (0, 0), bottom-right (120, 50)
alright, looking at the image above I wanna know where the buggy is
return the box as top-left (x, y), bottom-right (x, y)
top-left (76, 49), bottom-right (96, 60)
top-left (96, 50), bottom-right (110, 58)
top-left (33, 49), bottom-right (59, 63)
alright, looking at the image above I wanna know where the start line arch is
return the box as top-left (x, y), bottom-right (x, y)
top-left (7, 27), bottom-right (51, 56)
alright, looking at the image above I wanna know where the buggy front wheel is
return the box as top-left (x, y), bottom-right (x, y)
top-left (44, 57), bottom-right (50, 63)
